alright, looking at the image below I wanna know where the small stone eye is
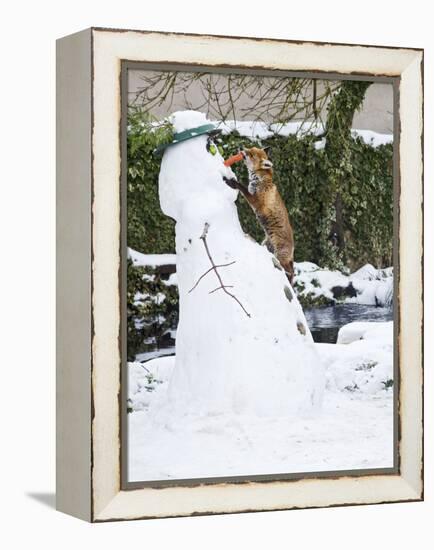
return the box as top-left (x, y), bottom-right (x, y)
top-left (206, 137), bottom-right (217, 155)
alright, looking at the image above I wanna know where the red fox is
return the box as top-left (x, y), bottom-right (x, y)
top-left (224, 147), bottom-right (295, 284)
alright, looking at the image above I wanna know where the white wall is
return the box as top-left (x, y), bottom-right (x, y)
top-left (129, 71), bottom-right (394, 134)
top-left (353, 83), bottom-right (394, 133)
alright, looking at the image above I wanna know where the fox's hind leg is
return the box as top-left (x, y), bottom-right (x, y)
top-left (262, 237), bottom-right (275, 254)
top-left (285, 261), bottom-right (295, 286)
top-left (279, 256), bottom-right (294, 286)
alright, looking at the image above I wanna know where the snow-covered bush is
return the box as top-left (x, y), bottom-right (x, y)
top-left (127, 110), bottom-right (176, 254)
top-left (127, 256), bottom-right (178, 360)
top-left (295, 262), bottom-right (393, 308)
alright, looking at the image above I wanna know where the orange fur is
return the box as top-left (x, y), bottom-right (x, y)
top-left (226, 147), bottom-right (295, 283)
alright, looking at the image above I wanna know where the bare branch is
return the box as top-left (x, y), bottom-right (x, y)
top-left (209, 285), bottom-right (234, 294)
top-left (189, 223), bottom-right (251, 318)
top-left (130, 70), bottom-right (341, 129)
top-left (188, 261), bottom-right (236, 293)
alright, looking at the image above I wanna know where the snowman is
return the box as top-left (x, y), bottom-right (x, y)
top-left (157, 111), bottom-right (324, 418)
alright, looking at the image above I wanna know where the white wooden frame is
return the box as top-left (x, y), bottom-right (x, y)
top-left (56, 27), bottom-right (423, 522)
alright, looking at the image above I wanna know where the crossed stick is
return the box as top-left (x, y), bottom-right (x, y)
top-left (188, 222), bottom-right (251, 318)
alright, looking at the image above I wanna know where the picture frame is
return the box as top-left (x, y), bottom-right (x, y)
top-left (56, 27), bottom-right (423, 522)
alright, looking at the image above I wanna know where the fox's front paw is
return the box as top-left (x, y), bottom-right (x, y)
top-left (248, 182), bottom-right (257, 195)
top-left (222, 175), bottom-right (238, 189)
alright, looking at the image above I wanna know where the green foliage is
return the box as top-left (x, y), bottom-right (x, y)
top-left (311, 278), bottom-right (321, 288)
top-left (355, 360), bottom-right (378, 371)
top-left (325, 81), bottom-right (372, 145)
top-left (127, 111), bottom-right (393, 270)
top-left (340, 136), bottom-right (393, 268)
top-left (127, 110), bottom-right (176, 253)
top-left (382, 379), bottom-right (394, 390)
top-left (292, 278), bottom-right (335, 308)
top-left (127, 258), bottom-right (178, 360)
top-left (319, 81), bottom-right (389, 269)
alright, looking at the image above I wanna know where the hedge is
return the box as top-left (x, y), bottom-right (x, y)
top-left (127, 110), bottom-right (393, 270)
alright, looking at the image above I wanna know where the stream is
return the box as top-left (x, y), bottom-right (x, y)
top-left (304, 303), bottom-right (393, 344)
top-left (136, 303), bottom-right (393, 362)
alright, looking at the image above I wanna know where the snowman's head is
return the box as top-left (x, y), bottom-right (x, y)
top-left (155, 111), bottom-right (224, 157)
top-left (158, 111), bottom-right (238, 221)
top-left (170, 110), bottom-right (209, 133)
top-left (243, 147), bottom-right (273, 174)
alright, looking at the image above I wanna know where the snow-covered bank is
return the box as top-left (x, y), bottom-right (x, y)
top-left (128, 247), bottom-right (176, 268)
top-left (295, 262), bottom-right (393, 308)
top-left (128, 247), bottom-right (393, 310)
top-left (128, 321), bottom-right (394, 481)
top-left (322, 321), bottom-right (393, 396)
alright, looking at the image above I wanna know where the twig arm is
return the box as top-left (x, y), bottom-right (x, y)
top-left (189, 223), bottom-right (251, 318)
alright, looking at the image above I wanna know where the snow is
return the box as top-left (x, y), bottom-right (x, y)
top-left (351, 263), bottom-right (379, 280)
top-left (337, 321), bottom-right (393, 345)
top-left (128, 356), bottom-right (174, 412)
top-left (162, 272), bottom-right (178, 286)
top-left (322, 322), bottom-right (393, 395)
top-left (128, 247), bottom-right (176, 267)
top-left (212, 118), bottom-right (392, 148)
top-left (157, 110), bottom-right (324, 418)
top-left (337, 321), bottom-right (375, 344)
top-left (295, 264), bottom-right (348, 302)
top-left (349, 265), bottom-right (393, 307)
top-left (151, 114), bottom-right (392, 147)
top-left (128, 321), bottom-right (393, 480)
top-left (351, 129), bottom-right (393, 147)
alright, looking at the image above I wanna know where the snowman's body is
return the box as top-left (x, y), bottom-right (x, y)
top-left (158, 111), bottom-right (324, 417)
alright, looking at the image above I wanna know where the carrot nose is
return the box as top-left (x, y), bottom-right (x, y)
top-left (224, 152), bottom-right (244, 167)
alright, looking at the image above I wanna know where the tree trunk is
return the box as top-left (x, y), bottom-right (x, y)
top-left (323, 80), bottom-right (372, 265)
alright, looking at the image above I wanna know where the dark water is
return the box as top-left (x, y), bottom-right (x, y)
top-left (305, 303), bottom-right (393, 344)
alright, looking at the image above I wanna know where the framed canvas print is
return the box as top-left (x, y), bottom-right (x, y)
top-left (56, 28), bottom-right (423, 522)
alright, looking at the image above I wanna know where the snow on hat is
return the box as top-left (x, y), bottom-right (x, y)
top-left (155, 110), bottom-right (222, 154)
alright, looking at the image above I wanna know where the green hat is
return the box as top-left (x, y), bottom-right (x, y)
top-left (154, 123), bottom-right (222, 155)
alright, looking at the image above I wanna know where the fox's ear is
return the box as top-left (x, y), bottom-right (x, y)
top-left (261, 159), bottom-right (273, 169)
top-left (263, 146), bottom-right (271, 156)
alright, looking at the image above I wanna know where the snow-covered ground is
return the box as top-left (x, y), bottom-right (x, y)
top-left (128, 320), bottom-right (394, 481)
top-left (128, 246), bottom-right (393, 310)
